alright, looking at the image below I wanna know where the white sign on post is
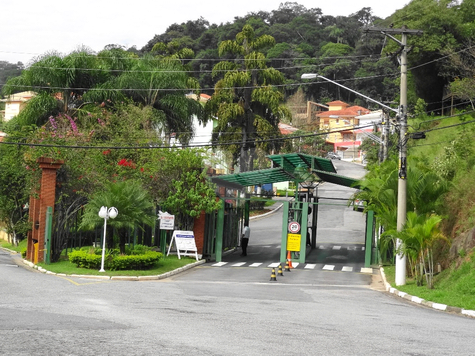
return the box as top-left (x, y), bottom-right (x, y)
top-left (167, 230), bottom-right (199, 261)
top-left (158, 211), bottom-right (175, 230)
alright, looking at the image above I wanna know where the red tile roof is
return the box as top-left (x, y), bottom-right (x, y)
top-left (317, 105), bottom-right (370, 117)
top-left (327, 100), bottom-right (350, 107)
top-left (278, 123), bottom-right (299, 135)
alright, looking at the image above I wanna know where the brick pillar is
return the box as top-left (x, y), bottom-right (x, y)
top-left (193, 211), bottom-right (206, 255)
top-left (27, 157), bottom-right (63, 263)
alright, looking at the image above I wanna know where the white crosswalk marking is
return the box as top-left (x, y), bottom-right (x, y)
top-left (231, 262), bottom-right (246, 267)
top-left (323, 265), bottom-right (335, 271)
top-left (342, 266), bottom-right (353, 272)
top-left (360, 267), bottom-right (373, 274)
top-left (249, 263), bottom-right (262, 267)
top-left (304, 264), bottom-right (316, 269)
top-left (268, 262), bottom-right (280, 268)
top-left (318, 245), bottom-right (325, 249)
top-left (332, 246), bottom-right (341, 250)
top-left (291, 262), bottom-right (299, 268)
top-left (212, 262), bottom-right (228, 267)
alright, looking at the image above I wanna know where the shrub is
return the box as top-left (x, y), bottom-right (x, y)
top-left (108, 251), bottom-right (162, 270)
top-left (69, 249), bottom-right (162, 270)
top-left (124, 244), bottom-right (153, 255)
top-left (69, 250), bottom-right (102, 269)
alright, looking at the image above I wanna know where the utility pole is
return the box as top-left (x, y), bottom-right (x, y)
top-left (365, 26), bottom-right (423, 285)
top-left (381, 111), bottom-right (390, 162)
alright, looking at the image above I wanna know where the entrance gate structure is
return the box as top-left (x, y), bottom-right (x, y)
top-left (210, 153), bottom-right (377, 267)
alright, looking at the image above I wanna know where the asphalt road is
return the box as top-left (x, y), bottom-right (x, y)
top-left (1, 161), bottom-right (474, 356)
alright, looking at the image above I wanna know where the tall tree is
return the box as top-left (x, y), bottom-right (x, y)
top-left (1, 48), bottom-right (103, 127)
top-left (206, 24), bottom-right (291, 172)
top-left (85, 53), bottom-right (206, 145)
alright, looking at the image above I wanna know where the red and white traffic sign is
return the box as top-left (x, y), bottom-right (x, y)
top-left (288, 221), bottom-right (301, 233)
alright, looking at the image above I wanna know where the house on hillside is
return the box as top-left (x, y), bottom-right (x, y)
top-left (316, 100), bottom-right (371, 161)
top-left (182, 93), bottom-right (228, 175)
top-left (1, 91), bottom-right (36, 121)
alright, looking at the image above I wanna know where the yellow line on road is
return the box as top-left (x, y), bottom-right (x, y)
top-left (56, 275), bottom-right (112, 286)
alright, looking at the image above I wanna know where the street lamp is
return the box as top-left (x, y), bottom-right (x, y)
top-left (301, 73), bottom-right (397, 113)
top-left (98, 206), bottom-right (118, 272)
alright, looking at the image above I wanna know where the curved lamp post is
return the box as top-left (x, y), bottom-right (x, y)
top-left (98, 206), bottom-right (118, 272)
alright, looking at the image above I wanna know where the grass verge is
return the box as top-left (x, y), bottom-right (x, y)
top-left (36, 254), bottom-right (199, 276)
top-left (383, 256), bottom-right (475, 310)
top-left (1, 240), bottom-right (199, 277)
top-left (0, 239), bottom-right (27, 254)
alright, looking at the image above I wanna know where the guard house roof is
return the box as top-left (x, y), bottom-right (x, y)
top-left (211, 153), bottom-right (360, 189)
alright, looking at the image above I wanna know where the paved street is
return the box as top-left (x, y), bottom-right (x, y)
top-left (1, 161), bottom-right (474, 355)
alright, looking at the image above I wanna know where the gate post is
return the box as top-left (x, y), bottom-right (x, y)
top-left (44, 206), bottom-right (53, 264)
top-left (298, 202), bottom-right (308, 264)
top-left (215, 199), bottom-right (225, 262)
top-left (365, 210), bottom-right (375, 267)
top-left (280, 201), bottom-right (290, 264)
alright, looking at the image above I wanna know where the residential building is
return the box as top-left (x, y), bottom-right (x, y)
top-left (1, 91), bottom-right (36, 121)
top-left (316, 100), bottom-right (371, 160)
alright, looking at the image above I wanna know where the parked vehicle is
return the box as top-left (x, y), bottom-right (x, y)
top-left (325, 152), bottom-right (341, 160)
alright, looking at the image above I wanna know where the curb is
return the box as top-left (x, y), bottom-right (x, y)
top-left (250, 202), bottom-right (285, 221)
top-left (380, 267), bottom-right (475, 318)
top-left (20, 258), bottom-right (207, 281)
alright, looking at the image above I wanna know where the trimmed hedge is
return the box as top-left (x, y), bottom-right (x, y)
top-left (69, 250), bottom-right (163, 271)
top-left (69, 250), bottom-right (102, 269)
top-left (109, 251), bottom-right (162, 270)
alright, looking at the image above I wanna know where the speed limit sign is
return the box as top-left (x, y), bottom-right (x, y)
top-left (288, 221), bottom-right (301, 233)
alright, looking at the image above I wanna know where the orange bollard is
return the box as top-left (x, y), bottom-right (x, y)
top-left (287, 250), bottom-right (293, 269)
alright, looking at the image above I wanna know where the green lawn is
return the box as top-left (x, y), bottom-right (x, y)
top-left (37, 254), bottom-right (199, 276)
top-left (0, 240), bottom-right (200, 277)
top-left (383, 256), bottom-right (475, 311)
top-left (0, 238), bottom-right (27, 254)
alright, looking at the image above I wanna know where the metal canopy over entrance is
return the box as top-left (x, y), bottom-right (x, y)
top-left (211, 153), bottom-right (359, 189)
top-left (207, 153), bottom-right (373, 266)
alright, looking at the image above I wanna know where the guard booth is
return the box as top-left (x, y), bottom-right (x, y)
top-left (209, 153), bottom-right (377, 267)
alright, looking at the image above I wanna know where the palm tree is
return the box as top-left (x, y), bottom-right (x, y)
top-left (206, 24), bottom-right (291, 172)
top-left (395, 212), bottom-right (446, 288)
top-left (352, 157), bottom-right (448, 264)
top-left (1, 48), bottom-right (103, 128)
top-left (79, 180), bottom-right (156, 254)
top-left (84, 53), bottom-right (207, 146)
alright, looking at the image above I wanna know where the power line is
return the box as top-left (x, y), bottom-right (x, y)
top-left (0, 124), bottom-right (375, 150)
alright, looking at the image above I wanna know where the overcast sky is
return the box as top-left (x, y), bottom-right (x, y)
top-left (1, 1), bottom-right (409, 65)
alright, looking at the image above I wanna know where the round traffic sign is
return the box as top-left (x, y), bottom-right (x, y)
top-left (288, 221), bottom-right (301, 233)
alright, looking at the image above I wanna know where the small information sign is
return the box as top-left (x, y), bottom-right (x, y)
top-left (287, 233), bottom-right (301, 252)
top-left (158, 211), bottom-right (175, 230)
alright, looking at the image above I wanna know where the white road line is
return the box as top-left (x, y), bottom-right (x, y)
top-left (318, 245), bottom-right (326, 249)
top-left (212, 262), bottom-right (228, 267)
top-left (332, 246), bottom-right (341, 250)
top-left (342, 266), bottom-right (353, 272)
top-left (360, 267), bottom-right (373, 274)
top-left (362, 247), bottom-right (365, 251)
top-left (268, 262), bottom-right (280, 268)
top-left (249, 263), bottom-right (262, 267)
top-left (291, 262), bottom-right (299, 268)
top-left (304, 264), bottom-right (316, 269)
top-left (323, 265), bottom-right (335, 271)
top-left (231, 262), bottom-right (246, 267)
